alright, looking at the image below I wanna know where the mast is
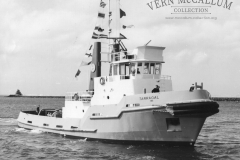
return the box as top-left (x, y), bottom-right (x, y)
top-left (108, 0), bottom-right (111, 62)
top-left (108, 0), bottom-right (124, 62)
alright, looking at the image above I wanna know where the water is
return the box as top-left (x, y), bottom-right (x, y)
top-left (0, 96), bottom-right (239, 160)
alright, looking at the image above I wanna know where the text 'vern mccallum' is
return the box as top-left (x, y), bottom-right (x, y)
top-left (147, 0), bottom-right (233, 10)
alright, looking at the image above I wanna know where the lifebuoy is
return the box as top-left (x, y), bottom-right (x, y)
top-left (100, 77), bottom-right (105, 85)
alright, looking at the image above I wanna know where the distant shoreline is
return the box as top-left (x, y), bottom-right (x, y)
top-left (6, 95), bottom-right (64, 98)
top-left (3, 95), bottom-right (240, 101)
top-left (211, 97), bottom-right (240, 102)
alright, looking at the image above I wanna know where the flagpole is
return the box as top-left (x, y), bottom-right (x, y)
top-left (108, 0), bottom-right (110, 62)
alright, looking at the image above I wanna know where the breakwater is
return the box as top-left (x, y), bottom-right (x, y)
top-left (6, 95), bottom-right (240, 101)
top-left (7, 95), bottom-right (64, 98)
top-left (211, 97), bottom-right (240, 101)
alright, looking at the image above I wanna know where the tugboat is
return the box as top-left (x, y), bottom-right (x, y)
top-left (17, 0), bottom-right (219, 146)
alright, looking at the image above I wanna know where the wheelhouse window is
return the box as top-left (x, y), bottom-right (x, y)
top-left (150, 63), bottom-right (155, 74)
top-left (155, 63), bottom-right (161, 75)
top-left (141, 62), bottom-right (161, 75)
top-left (110, 62), bottom-right (161, 77)
top-left (109, 64), bottom-right (112, 76)
top-left (120, 63), bottom-right (126, 75)
top-left (144, 63), bottom-right (149, 74)
top-left (113, 64), bottom-right (118, 75)
top-left (137, 63), bottom-right (142, 74)
top-left (126, 64), bottom-right (130, 75)
top-left (119, 63), bottom-right (130, 76)
top-left (130, 63), bottom-right (136, 76)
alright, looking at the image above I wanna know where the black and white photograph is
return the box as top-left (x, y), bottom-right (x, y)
top-left (0, 0), bottom-right (239, 159)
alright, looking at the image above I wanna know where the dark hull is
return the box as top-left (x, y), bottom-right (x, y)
top-left (166, 101), bottom-right (219, 117)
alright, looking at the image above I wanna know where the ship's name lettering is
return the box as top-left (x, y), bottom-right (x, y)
top-left (140, 96), bottom-right (159, 100)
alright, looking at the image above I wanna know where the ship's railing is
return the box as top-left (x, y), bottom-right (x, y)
top-left (112, 54), bottom-right (137, 62)
top-left (160, 75), bottom-right (171, 80)
top-left (101, 50), bottom-right (136, 62)
top-left (65, 91), bottom-right (94, 102)
top-left (108, 75), bottom-right (171, 82)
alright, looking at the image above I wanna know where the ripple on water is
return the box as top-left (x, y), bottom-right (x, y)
top-left (0, 118), bottom-right (18, 126)
top-left (0, 100), bottom-right (240, 160)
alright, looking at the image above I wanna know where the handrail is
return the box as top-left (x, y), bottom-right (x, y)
top-left (112, 54), bottom-right (137, 62)
top-left (65, 91), bottom-right (94, 102)
top-left (100, 49), bottom-right (134, 55)
top-left (160, 75), bottom-right (171, 80)
top-left (107, 75), bottom-right (171, 81)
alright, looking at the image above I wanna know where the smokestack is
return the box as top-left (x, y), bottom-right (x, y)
top-left (88, 42), bottom-right (101, 91)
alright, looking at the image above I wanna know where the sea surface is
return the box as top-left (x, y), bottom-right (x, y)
top-left (0, 96), bottom-right (239, 160)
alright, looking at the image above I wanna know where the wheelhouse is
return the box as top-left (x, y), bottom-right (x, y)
top-left (110, 61), bottom-right (163, 79)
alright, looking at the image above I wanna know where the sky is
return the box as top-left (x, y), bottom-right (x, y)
top-left (0, 0), bottom-right (239, 97)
